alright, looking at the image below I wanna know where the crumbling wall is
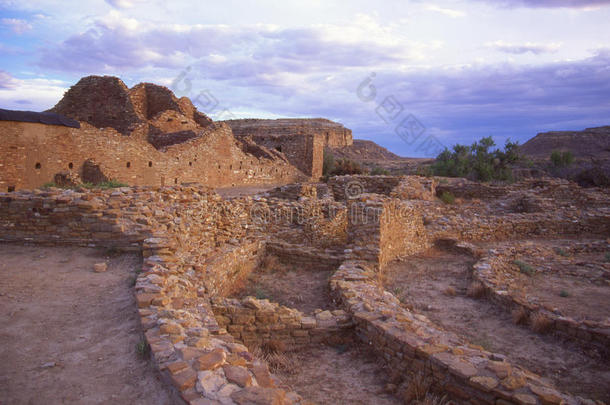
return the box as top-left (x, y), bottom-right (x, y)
top-left (49, 75), bottom-right (141, 135)
top-left (0, 121), bottom-right (304, 191)
top-left (328, 175), bottom-right (403, 201)
top-left (225, 118), bottom-right (352, 179)
top-left (212, 297), bottom-right (352, 350)
top-left (346, 194), bottom-right (429, 268)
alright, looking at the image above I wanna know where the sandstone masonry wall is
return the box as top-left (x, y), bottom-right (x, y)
top-left (225, 118), bottom-right (353, 179)
top-left (0, 121), bottom-right (304, 191)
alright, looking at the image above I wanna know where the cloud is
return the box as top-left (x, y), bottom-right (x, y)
top-left (37, 12), bottom-right (439, 75)
top-left (0, 74), bottom-right (68, 110)
top-left (472, 0), bottom-right (610, 8)
top-left (0, 70), bottom-right (17, 89)
top-left (104, 0), bottom-right (137, 8)
top-left (1, 18), bottom-right (33, 34)
top-left (425, 5), bottom-right (467, 17)
top-left (487, 40), bottom-right (562, 54)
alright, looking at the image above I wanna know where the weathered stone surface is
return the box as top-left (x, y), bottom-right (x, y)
top-left (171, 367), bottom-right (197, 391)
top-left (469, 376), bottom-right (499, 392)
top-left (231, 386), bottom-right (287, 405)
top-left (223, 365), bottom-right (253, 387)
top-left (93, 262), bottom-right (107, 273)
top-left (196, 370), bottom-right (226, 397)
top-left (196, 349), bottom-right (226, 371)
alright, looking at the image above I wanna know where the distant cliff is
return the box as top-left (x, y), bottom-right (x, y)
top-left (520, 126), bottom-right (610, 159)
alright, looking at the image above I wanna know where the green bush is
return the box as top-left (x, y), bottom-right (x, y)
top-left (322, 149), bottom-right (335, 176)
top-left (432, 137), bottom-right (520, 182)
top-left (513, 260), bottom-right (535, 276)
top-left (81, 180), bottom-right (128, 189)
top-left (370, 166), bottom-right (390, 176)
top-left (40, 179), bottom-right (128, 190)
top-left (415, 165), bottom-right (434, 177)
top-left (439, 191), bottom-right (455, 204)
top-left (550, 150), bottom-right (574, 168)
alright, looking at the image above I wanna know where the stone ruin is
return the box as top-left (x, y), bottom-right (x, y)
top-left (224, 118), bottom-right (353, 179)
top-left (1, 76), bottom-right (609, 405)
top-left (1, 76), bottom-right (362, 192)
top-left (0, 172), bottom-right (608, 404)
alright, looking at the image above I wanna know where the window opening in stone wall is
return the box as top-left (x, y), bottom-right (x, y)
top-left (7, 186), bottom-right (15, 192)
top-left (189, 162), bottom-right (192, 166)
top-left (275, 146), bottom-right (282, 152)
top-left (148, 161), bottom-right (153, 167)
top-left (35, 162), bottom-right (41, 169)
top-left (174, 178), bottom-right (178, 184)
top-left (126, 162), bottom-right (131, 168)
top-left (68, 162), bottom-right (73, 169)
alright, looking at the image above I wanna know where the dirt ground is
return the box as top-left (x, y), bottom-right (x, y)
top-left (0, 244), bottom-right (177, 405)
top-left (275, 343), bottom-right (400, 405)
top-left (515, 249), bottom-right (610, 322)
top-left (383, 248), bottom-right (610, 402)
top-left (233, 256), bottom-right (334, 314)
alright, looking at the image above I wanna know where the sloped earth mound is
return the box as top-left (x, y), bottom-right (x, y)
top-left (382, 247), bottom-right (610, 402)
top-left (0, 244), bottom-right (177, 405)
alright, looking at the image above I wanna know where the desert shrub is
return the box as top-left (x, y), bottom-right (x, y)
top-left (439, 191), bottom-right (455, 204)
top-left (554, 247), bottom-right (569, 257)
top-left (575, 166), bottom-right (610, 188)
top-left (41, 181), bottom-right (58, 189)
top-left (513, 260), bottom-right (535, 276)
top-left (559, 289), bottom-right (570, 298)
top-left (416, 165), bottom-right (434, 177)
top-left (550, 150), bottom-right (574, 168)
top-left (530, 312), bottom-right (553, 333)
top-left (370, 166), bottom-right (390, 176)
top-left (432, 137), bottom-right (520, 182)
top-left (42, 179), bottom-right (127, 190)
top-left (254, 286), bottom-right (271, 300)
top-left (330, 158), bottom-right (363, 175)
top-left (605, 252), bottom-right (610, 262)
top-left (136, 338), bottom-right (151, 359)
top-left (81, 180), bottom-right (128, 189)
top-left (322, 148), bottom-right (335, 176)
top-left (511, 306), bottom-right (529, 325)
top-left (466, 281), bottom-right (486, 298)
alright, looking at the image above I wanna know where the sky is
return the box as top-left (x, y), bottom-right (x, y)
top-left (0, 0), bottom-right (609, 157)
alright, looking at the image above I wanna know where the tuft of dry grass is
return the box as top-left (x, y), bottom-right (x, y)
top-left (399, 371), bottom-right (433, 404)
top-left (511, 306), bottom-right (529, 325)
top-left (415, 394), bottom-right (449, 405)
top-left (443, 286), bottom-right (456, 297)
top-left (530, 312), bottom-right (553, 334)
top-left (466, 281), bottom-right (486, 299)
top-left (251, 342), bottom-right (296, 375)
top-left (262, 339), bottom-right (286, 354)
top-left (260, 255), bottom-right (283, 273)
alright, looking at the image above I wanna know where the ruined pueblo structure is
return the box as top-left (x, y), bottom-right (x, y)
top-left (1, 76), bottom-right (609, 405)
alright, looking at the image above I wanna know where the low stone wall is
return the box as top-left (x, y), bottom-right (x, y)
top-left (470, 242), bottom-right (610, 351)
top-left (264, 182), bottom-right (327, 200)
top-left (211, 296), bottom-right (353, 350)
top-left (0, 187), bottom-right (308, 404)
top-left (327, 175), bottom-right (403, 201)
top-left (330, 260), bottom-right (584, 405)
top-left (266, 240), bottom-right (345, 271)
